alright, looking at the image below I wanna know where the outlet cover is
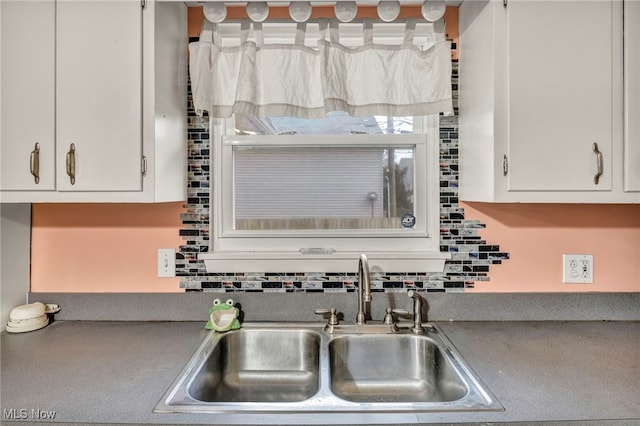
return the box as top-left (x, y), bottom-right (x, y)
top-left (157, 248), bottom-right (176, 278)
top-left (562, 254), bottom-right (593, 283)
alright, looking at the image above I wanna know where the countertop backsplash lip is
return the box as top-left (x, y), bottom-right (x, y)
top-left (27, 292), bottom-right (640, 322)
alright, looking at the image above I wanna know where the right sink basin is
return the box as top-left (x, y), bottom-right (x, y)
top-left (329, 333), bottom-right (467, 403)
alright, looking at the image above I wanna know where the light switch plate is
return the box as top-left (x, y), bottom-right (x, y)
top-left (157, 248), bottom-right (176, 278)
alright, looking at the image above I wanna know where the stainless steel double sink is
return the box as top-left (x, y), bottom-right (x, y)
top-left (155, 322), bottom-right (503, 413)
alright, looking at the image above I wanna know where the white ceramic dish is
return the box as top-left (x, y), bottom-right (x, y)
top-left (247, 2), bottom-right (269, 22)
top-left (6, 315), bottom-right (49, 333)
top-left (6, 302), bottom-right (60, 333)
top-left (9, 302), bottom-right (46, 320)
top-left (378, 1), bottom-right (401, 23)
top-left (203, 3), bottom-right (227, 24)
top-left (421, 0), bottom-right (446, 22)
top-left (289, 1), bottom-right (312, 23)
top-left (335, 1), bottom-right (358, 23)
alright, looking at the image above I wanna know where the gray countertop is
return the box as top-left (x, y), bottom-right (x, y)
top-left (1, 320), bottom-right (639, 425)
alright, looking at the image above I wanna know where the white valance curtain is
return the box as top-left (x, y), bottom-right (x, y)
top-left (189, 18), bottom-right (453, 119)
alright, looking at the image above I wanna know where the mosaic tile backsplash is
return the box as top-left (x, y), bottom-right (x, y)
top-left (177, 56), bottom-right (510, 293)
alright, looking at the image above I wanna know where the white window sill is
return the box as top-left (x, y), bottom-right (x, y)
top-left (199, 251), bottom-right (451, 273)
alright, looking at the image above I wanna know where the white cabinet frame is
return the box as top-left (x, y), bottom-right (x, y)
top-left (624, 0), bottom-right (640, 192)
top-left (0, 0), bottom-right (187, 203)
top-left (459, 0), bottom-right (638, 203)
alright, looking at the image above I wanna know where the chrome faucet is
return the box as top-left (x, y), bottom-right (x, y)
top-left (407, 290), bottom-right (426, 334)
top-left (356, 254), bottom-right (372, 325)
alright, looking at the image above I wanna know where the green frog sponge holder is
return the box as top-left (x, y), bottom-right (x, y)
top-left (205, 298), bottom-right (241, 332)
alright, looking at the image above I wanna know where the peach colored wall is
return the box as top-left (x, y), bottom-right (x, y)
top-left (30, 203), bottom-right (184, 293)
top-left (462, 203), bottom-right (640, 293)
top-left (30, 202), bottom-right (640, 293)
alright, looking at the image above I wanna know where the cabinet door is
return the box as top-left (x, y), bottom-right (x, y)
top-left (56, 0), bottom-right (142, 192)
top-left (507, 0), bottom-right (613, 192)
top-left (625, 0), bottom-right (640, 192)
top-left (1, 1), bottom-right (56, 191)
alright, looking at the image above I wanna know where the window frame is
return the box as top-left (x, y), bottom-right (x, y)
top-left (221, 134), bottom-right (427, 239)
top-left (200, 115), bottom-right (450, 273)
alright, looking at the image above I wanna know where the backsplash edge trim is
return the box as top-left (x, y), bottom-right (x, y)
top-left (28, 292), bottom-right (640, 322)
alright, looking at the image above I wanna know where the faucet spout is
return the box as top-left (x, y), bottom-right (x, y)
top-left (356, 254), bottom-right (372, 325)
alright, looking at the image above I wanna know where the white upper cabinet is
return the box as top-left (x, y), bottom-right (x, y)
top-left (624, 0), bottom-right (640, 192)
top-left (506, 1), bottom-right (613, 193)
top-left (459, 0), bottom-right (638, 203)
top-left (1, 1), bottom-right (56, 191)
top-left (56, 0), bottom-right (143, 192)
top-left (0, 0), bottom-right (187, 202)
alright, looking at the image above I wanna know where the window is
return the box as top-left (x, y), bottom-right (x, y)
top-left (198, 22), bottom-right (449, 273)
top-left (201, 112), bottom-right (448, 273)
top-left (232, 144), bottom-right (414, 231)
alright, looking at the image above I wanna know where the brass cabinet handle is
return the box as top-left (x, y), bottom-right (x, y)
top-left (30, 143), bottom-right (40, 184)
top-left (593, 143), bottom-right (603, 185)
top-left (66, 143), bottom-right (76, 185)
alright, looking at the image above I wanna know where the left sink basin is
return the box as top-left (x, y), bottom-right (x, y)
top-left (156, 325), bottom-right (323, 412)
top-left (189, 328), bottom-right (321, 402)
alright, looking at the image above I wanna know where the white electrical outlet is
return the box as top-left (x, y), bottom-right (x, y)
top-left (157, 248), bottom-right (176, 278)
top-left (562, 254), bottom-right (594, 283)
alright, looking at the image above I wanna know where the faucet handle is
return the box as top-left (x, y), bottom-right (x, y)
top-left (383, 308), bottom-right (409, 325)
top-left (315, 308), bottom-right (339, 326)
